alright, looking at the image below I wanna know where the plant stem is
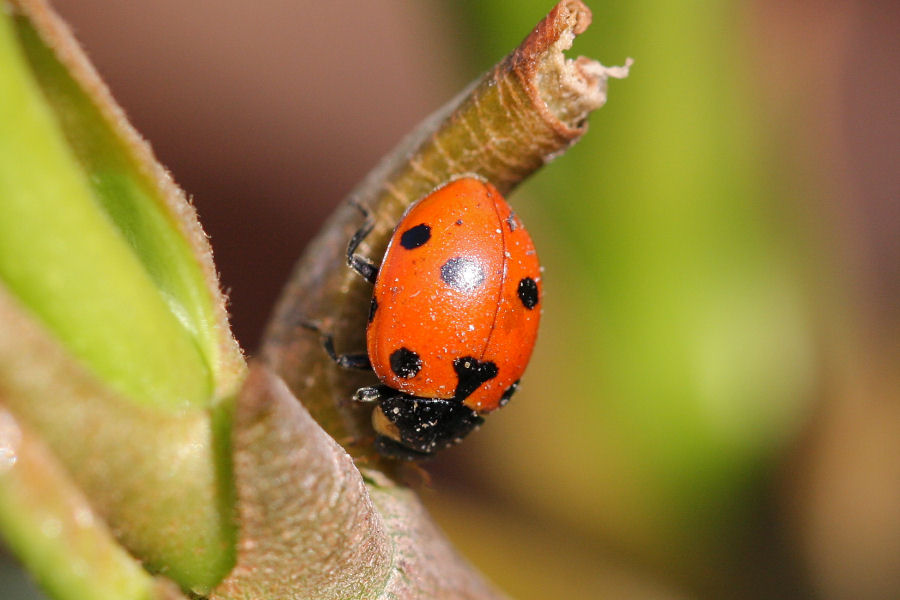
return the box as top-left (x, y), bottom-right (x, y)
top-left (263, 0), bottom-right (630, 468)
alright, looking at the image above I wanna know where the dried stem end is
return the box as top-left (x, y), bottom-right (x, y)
top-left (514, 1), bottom-right (632, 132)
top-left (534, 34), bottom-right (633, 129)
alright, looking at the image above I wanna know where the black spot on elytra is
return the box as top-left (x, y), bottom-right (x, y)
top-left (399, 223), bottom-right (431, 249)
top-left (440, 257), bottom-right (485, 293)
top-left (453, 356), bottom-right (498, 400)
top-left (499, 380), bottom-right (520, 407)
top-left (455, 219), bottom-right (464, 226)
top-left (390, 347), bottom-right (422, 379)
top-left (368, 297), bottom-right (378, 323)
top-left (517, 277), bottom-right (539, 309)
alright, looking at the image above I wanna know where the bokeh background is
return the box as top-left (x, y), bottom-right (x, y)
top-left (3, 1), bottom-right (897, 598)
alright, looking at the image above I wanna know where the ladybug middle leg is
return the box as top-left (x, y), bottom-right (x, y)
top-left (298, 202), bottom-right (380, 371)
top-left (298, 320), bottom-right (371, 371)
top-left (299, 321), bottom-right (394, 411)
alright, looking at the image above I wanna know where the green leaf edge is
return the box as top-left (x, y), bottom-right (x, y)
top-left (0, 4), bottom-right (217, 410)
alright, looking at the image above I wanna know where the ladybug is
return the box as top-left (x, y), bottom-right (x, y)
top-left (310, 176), bottom-right (542, 459)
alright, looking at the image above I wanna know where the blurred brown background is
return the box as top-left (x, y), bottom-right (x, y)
top-left (10, 1), bottom-right (896, 599)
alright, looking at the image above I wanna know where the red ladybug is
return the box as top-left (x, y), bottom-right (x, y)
top-left (311, 176), bottom-right (542, 459)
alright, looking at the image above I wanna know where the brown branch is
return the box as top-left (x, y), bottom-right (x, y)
top-left (212, 364), bottom-right (394, 600)
top-left (213, 364), bottom-right (507, 599)
top-left (263, 0), bottom-right (630, 471)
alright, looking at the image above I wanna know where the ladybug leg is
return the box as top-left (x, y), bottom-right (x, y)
top-left (353, 385), bottom-right (387, 403)
top-left (298, 320), bottom-right (371, 370)
top-left (346, 200), bottom-right (379, 284)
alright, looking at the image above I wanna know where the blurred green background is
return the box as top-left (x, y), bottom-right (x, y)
top-left (3, 1), bottom-right (897, 599)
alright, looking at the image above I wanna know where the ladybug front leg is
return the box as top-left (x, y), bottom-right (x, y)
top-left (346, 200), bottom-right (379, 284)
top-left (353, 385), bottom-right (388, 403)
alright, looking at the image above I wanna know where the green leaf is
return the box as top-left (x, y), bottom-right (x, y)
top-left (0, 404), bottom-right (187, 600)
top-left (0, 287), bottom-right (236, 593)
top-left (0, 1), bottom-right (244, 591)
top-left (0, 4), bottom-right (215, 410)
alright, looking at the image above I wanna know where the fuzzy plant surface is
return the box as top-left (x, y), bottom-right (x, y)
top-left (0, 1), bottom-right (628, 598)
